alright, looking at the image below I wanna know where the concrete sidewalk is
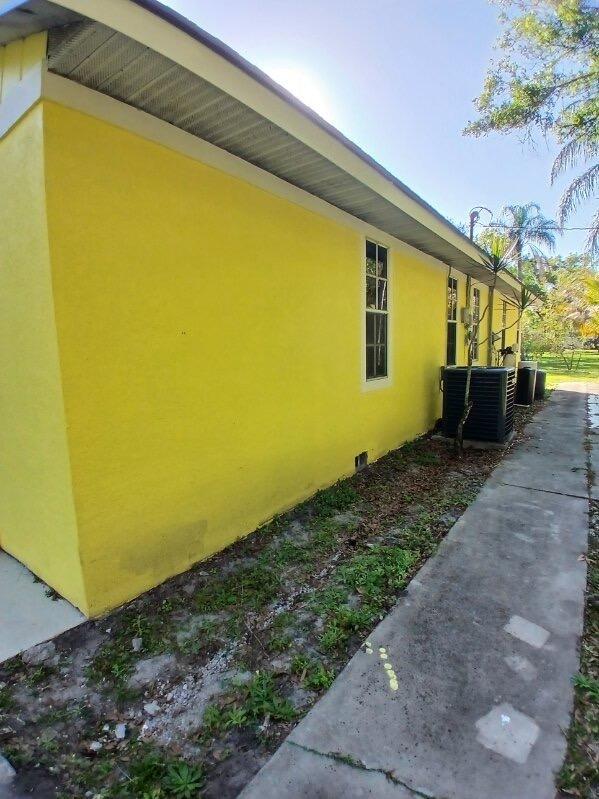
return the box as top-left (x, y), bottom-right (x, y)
top-left (0, 552), bottom-right (84, 663)
top-left (240, 384), bottom-right (591, 799)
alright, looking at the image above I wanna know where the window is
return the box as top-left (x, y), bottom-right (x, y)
top-left (446, 276), bottom-right (458, 365)
top-left (365, 240), bottom-right (388, 380)
top-left (472, 287), bottom-right (480, 360)
top-left (501, 300), bottom-right (507, 350)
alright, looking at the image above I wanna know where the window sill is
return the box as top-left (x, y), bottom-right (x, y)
top-left (362, 375), bottom-right (392, 392)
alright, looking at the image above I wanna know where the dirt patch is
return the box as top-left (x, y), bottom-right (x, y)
top-left (0, 407), bottom-right (539, 798)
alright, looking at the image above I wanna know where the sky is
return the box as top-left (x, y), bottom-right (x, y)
top-left (164, 0), bottom-right (589, 256)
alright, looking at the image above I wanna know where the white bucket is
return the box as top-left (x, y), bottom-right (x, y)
top-left (519, 360), bottom-right (538, 369)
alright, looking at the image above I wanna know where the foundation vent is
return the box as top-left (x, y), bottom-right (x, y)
top-left (355, 452), bottom-right (368, 471)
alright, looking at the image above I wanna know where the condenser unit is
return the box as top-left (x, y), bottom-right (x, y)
top-left (442, 367), bottom-right (516, 443)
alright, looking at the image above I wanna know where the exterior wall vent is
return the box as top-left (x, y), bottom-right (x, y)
top-left (355, 451), bottom-right (368, 471)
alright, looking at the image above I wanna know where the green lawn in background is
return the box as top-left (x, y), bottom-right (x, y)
top-left (537, 351), bottom-right (599, 388)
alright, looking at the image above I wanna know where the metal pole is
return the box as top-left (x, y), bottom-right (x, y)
top-left (469, 210), bottom-right (479, 241)
top-left (468, 206), bottom-right (492, 241)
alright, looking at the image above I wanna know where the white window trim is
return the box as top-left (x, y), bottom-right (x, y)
top-left (446, 275), bottom-right (458, 366)
top-left (471, 285), bottom-right (481, 362)
top-left (361, 237), bottom-right (393, 391)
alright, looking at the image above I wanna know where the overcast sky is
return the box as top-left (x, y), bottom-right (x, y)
top-left (165, 0), bottom-right (589, 256)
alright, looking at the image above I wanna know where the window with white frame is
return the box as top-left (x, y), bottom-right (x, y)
top-left (365, 240), bottom-right (388, 380)
top-left (447, 276), bottom-right (458, 365)
top-left (472, 287), bottom-right (481, 360)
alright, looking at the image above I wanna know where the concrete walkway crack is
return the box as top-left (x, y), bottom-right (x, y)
top-left (496, 480), bottom-right (588, 500)
top-left (287, 740), bottom-right (441, 799)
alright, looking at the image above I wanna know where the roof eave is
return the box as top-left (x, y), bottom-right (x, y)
top-left (0, 0), bottom-right (521, 287)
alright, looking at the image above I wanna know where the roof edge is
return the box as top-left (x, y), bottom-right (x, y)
top-left (127, 0), bottom-right (490, 266)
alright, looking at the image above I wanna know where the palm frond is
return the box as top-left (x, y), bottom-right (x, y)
top-left (527, 226), bottom-right (557, 249)
top-left (551, 136), bottom-right (599, 183)
top-left (480, 233), bottom-right (516, 273)
top-left (558, 163), bottom-right (599, 225)
top-left (586, 208), bottom-right (599, 260)
top-left (516, 285), bottom-right (537, 312)
top-left (500, 203), bottom-right (542, 229)
top-left (527, 244), bottom-right (551, 266)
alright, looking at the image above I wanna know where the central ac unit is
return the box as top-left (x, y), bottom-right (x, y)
top-left (442, 367), bottom-right (516, 443)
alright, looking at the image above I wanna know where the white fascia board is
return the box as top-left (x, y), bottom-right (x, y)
top-left (52, 0), bottom-right (488, 268)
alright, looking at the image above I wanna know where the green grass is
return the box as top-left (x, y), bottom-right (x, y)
top-left (537, 351), bottom-right (599, 389)
top-left (311, 546), bottom-right (416, 653)
top-left (0, 684), bottom-right (14, 711)
top-left (201, 671), bottom-right (296, 741)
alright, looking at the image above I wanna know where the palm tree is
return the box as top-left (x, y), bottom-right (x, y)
top-left (551, 138), bottom-right (599, 257)
top-left (499, 203), bottom-right (557, 280)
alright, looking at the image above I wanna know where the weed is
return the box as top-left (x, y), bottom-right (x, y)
top-left (201, 671), bottom-right (295, 741)
top-left (0, 685), bottom-right (14, 711)
top-left (269, 540), bottom-right (308, 566)
top-left (319, 623), bottom-right (347, 652)
top-left (114, 684), bottom-right (142, 708)
top-left (394, 522), bottom-right (439, 557)
top-left (163, 762), bottom-right (205, 798)
top-left (314, 546), bottom-right (414, 653)
top-left (202, 705), bottom-right (227, 737)
top-left (319, 605), bottom-right (379, 653)
top-left (224, 706), bottom-right (248, 728)
top-left (244, 671), bottom-right (296, 722)
top-left (87, 644), bottom-right (135, 687)
top-left (312, 483), bottom-right (359, 517)
top-left (25, 664), bottom-right (55, 687)
top-left (178, 619), bottom-right (220, 656)
top-left (104, 748), bottom-right (165, 797)
top-left (196, 563), bottom-right (280, 614)
top-left (434, 485), bottom-right (477, 510)
top-left (290, 653), bottom-right (335, 690)
top-left (309, 586), bottom-right (349, 617)
top-left (87, 610), bottom-right (173, 689)
top-left (268, 633), bottom-right (292, 653)
top-left (96, 746), bottom-right (205, 799)
top-left (310, 520), bottom-right (339, 553)
top-left (573, 673), bottom-right (599, 703)
top-left (401, 443), bottom-right (440, 465)
top-left (303, 662), bottom-right (335, 691)
top-left (333, 751), bottom-right (364, 769)
top-left (39, 732), bottom-right (60, 753)
top-left (558, 503), bottom-right (598, 799)
top-left (337, 546), bottom-right (415, 599)
top-left (0, 743), bottom-right (27, 768)
top-left (290, 653), bottom-right (310, 675)
top-left (271, 611), bottom-right (295, 631)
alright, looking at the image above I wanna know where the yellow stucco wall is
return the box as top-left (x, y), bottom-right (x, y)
top-left (498, 296), bottom-right (520, 354)
top-left (0, 89), bottom-right (523, 616)
top-left (0, 105), bottom-right (86, 610)
top-left (0, 33), bottom-right (45, 103)
top-left (42, 101), bottom-right (452, 615)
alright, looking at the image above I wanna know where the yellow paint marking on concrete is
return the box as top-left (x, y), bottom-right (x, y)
top-left (376, 645), bottom-right (399, 692)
